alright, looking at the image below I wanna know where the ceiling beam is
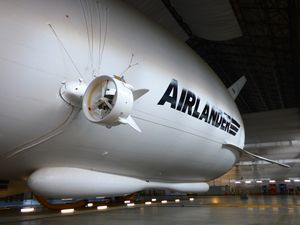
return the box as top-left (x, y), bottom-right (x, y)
top-left (161, 0), bottom-right (193, 37)
top-left (289, 0), bottom-right (300, 108)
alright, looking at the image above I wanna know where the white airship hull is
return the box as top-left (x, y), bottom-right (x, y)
top-left (0, 0), bottom-right (244, 196)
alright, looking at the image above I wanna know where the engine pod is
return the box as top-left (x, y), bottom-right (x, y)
top-left (82, 76), bottom-right (134, 126)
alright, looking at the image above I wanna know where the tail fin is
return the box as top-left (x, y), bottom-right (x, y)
top-left (228, 76), bottom-right (247, 100)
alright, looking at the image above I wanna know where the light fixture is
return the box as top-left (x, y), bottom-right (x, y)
top-left (124, 200), bottom-right (130, 204)
top-left (20, 207), bottom-right (35, 213)
top-left (294, 179), bottom-right (300, 182)
top-left (175, 199), bottom-right (180, 203)
top-left (145, 201), bottom-right (152, 205)
top-left (151, 198), bottom-right (157, 202)
top-left (189, 198), bottom-right (194, 201)
top-left (211, 197), bottom-right (220, 204)
top-left (235, 181), bottom-right (241, 184)
top-left (256, 180), bottom-right (262, 183)
top-left (161, 200), bottom-right (167, 204)
top-left (127, 203), bottom-right (135, 207)
top-left (61, 208), bottom-right (74, 214)
top-left (87, 203), bottom-right (93, 207)
top-left (284, 179), bottom-right (291, 183)
top-left (269, 180), bottom-right (276, 183)
top-left (97, 205), bottom-right (108, 210)
top-left (245, 180), bottom-right (251, 184)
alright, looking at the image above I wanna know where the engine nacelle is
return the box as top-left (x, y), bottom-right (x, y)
top-left (82, 76), bottom-right (148, 132)
top-left (83, 75), bottom-right (132, 125)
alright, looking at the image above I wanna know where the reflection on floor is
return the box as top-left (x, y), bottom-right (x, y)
top-left (0, 196), bottom-right (300, 225)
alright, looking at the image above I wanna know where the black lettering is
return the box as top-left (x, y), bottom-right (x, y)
top-left (176, 88), bottom-right (187, 111)
top-left (157, 79), bottom-right (178, 109)
top-left (229, 130), bottom-right (237, 136)
top-left (181, 91), bottom-right (196, 115)
top-left (231, 118), bottom-right (240, 128)
top-left (223, 113), bottom-right (231, 132)
top-left (199, 104), bottom-right (210, 122)
top-left (230, 124), bottom-right (239, 132)
top-left (157, 78), bottom-right (240, 136)
top-left (220, 116), bottom-right (227, 131)
top-left (208, 107), bottom-right (218, 125)
top-left (214, 112), bottom-right (222, 128)
top-left (225, 121), bottom-right (230, 132)
top-left (192, 98), bottom-right (201, 118)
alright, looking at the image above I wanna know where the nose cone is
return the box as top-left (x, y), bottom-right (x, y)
top-left (27, 167), bottom-right (148, 198)
top-left (27, 168), bottom-right (54, 196)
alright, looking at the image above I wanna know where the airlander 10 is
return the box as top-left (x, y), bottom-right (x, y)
top-left (0, 0), bottom-right (288, 201)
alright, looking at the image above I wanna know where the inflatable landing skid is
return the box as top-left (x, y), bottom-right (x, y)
top-left (34, 195), bottom-right (132, 210)
top-left (34, 195), bottom-right (88, 210)
top-left (115, 193), bottom-right (137, 204)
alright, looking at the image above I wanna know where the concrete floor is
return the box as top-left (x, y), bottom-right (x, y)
top-left (1, 196), bottom-right (300, 225)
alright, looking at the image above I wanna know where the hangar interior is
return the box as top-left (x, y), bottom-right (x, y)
top-left (1, 0), bottom-right (300, 224)
top-left (124, 0), bottom-right (300, 195)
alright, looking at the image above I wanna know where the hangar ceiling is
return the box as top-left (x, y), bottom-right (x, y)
top-left (188, 0), bottom-right (297, 114)
top-left (125, 0), bottom-right (299, 114)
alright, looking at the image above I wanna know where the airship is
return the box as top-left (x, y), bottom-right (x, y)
top-left (0, 0), bottom-right (288, 203)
